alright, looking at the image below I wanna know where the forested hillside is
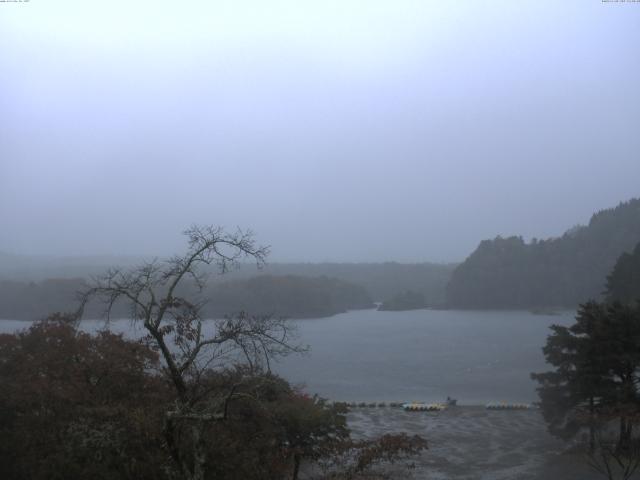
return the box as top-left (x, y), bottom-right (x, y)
top-left (240, 263), bottom-right (455, 304)
top-left (201, 275), bottom-right (373, 319)
top-left (605, 241), bottom-right (640, 304)
top-left (378, 290), bottom-right (428, 311)
top-left (0, 257), bottom-right (455, 305)
top-left (0, 275), bottom-right (373, 320)
top-left (447, 198), bottom-right (640, 308)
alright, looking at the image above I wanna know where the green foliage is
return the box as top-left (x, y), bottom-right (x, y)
top-left (0, 277), bottom-right (88, 320)
top-left (207, 389), bottom-right (349, 480)
top-left (378, 289), bottom-right (428, 311)
top-left (245, 262), bottom-right (455, 305)
top-left (203, 275), bottom-right (373, 319)
top-left (0, 314), bottom-right (426, 480)
top-left (606, 242), bottom-right (640, 305)
top-left (0, 314), bottom-right (169, 480)
top-left (0, 274), bottom-right (373, 320)
top-left (532, 301), bottom-right (640, 449)
top-left (0, 261), bottom-right (457, 317)
top-left (448, 198), bottom-right (640, 308)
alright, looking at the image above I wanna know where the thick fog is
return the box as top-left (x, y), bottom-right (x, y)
top-left (1, 0), bottom-right (639, 262)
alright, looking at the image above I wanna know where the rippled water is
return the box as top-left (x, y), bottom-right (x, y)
top-left (275, 309), bottom-right (574, 404)
top-left (0, 308), bottom-right (574, 404)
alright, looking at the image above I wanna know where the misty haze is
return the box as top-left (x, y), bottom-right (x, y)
top-left (1, 1), bottom-right (640, 480)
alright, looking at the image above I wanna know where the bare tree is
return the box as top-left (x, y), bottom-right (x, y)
top-left (586, 410), bottom-right (640, 480)
top-left (587, 432), bottom-right (640, 480)
top-left (78, 225), bottom-right (305, 480)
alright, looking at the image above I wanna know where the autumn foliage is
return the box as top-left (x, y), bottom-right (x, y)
top-left (0, 314), bottom-right (426, 480)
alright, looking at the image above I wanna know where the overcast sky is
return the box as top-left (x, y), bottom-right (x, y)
top-left (1, 1), bottom-right (639, 262)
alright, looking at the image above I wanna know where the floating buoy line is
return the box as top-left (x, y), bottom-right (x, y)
top-left (402, 402), bottom-right (447, 411)
top-left (485, 402), bottom-right (533, 410)
top-left (328, 401), bottom-right (535, 411)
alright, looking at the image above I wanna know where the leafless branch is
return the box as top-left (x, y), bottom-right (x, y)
top-left (76, 225), bottom-right (306, 480)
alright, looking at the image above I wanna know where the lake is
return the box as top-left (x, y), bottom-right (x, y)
top-left (0, 308), bottom-right (574, 405)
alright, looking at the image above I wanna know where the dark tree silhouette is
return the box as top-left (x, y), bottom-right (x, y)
top-left (79, 225), bottom-right (305, 480)
top-left (448, 198), bottom-right (640, 308)
top-left (0, 314), bottom-right (169, 480)
top-left (532, 301), bottom-right (640, 456)
top-left (606, 242), bottom-right (640, 305)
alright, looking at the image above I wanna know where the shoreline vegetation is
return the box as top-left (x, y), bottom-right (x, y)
top-left (0, 304), bottom-right (579, 323)
top-left (0, 227), bottom-right (432, 480)
top-left (0, 274), bottom-right (374, 321)
top-left (1, 202), bottom-right (638, 479)
top-left (0, 260), bottom-right (456, 321)
top-left (378, 289), bottom-right (429, 311)
top-left (447, 198), bottom-right (640, 309)
top-left (1, 198), bottom-right (638, 319)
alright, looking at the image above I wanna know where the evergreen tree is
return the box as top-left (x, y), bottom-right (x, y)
top-left (532, 301), bottom-right (640, 451)
top-left (606, 242), bottom-right (640, 305)
top-left (448, 198), bottom-right (640, 308)
top-left (531, 302), bottom-right (611, 448)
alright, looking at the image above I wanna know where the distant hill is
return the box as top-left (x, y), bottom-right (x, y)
top-left (0, 274), bottom-right (373, 321)
top-left (227, 262), bottom-right (456, 305)
top-left (0, 278), bottom-right (87, 321)
top-left (0, 252), bottom-right (454, 319)
top-left (605, 241), bottom-right (640, 304)
top-left (378, 290), bottom-right (428, 311)
top-left (0, 255), bottom-right (456, 306)
top-left (202, 275), bottom-right (373, 319)
top-left (0, 252), bottom-right (145, 281)
top-left (446, 198), bottom-right (640, 309)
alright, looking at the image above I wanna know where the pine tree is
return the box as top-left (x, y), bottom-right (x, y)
top-left (532, 301), bottom-right (640, 451)
top-left (606, 242), bottom-right (640, 305)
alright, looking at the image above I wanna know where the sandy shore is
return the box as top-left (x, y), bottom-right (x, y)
top-left (346, 406), bottom-right (603, 479)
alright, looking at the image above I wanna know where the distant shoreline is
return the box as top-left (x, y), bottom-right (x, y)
top-left (0, 306), bottom-right (578, 323)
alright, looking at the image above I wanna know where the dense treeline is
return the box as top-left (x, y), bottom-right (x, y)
top-left (0, 226), bottom-right (428, 480)
top-left (532, 302), bottom-right (640, 458)
top-left (531, 251), bottom-right (640, 474)
top-left (202, 275), bottom-right (373, 319)
top-left (378, 290), bottom-right (428, 311)
top-left (0, 275), bottom-right (373, 321)
top-left (0, 252), bottom-right (144, 282)
top-left (0, 255), bottom-right (456, 306)
top-left (246, 263), bottom-right (455, 304)
top-left (606, 241), bottom-right (640, 305)
top-left (0, 317), bottom-right (168, 480)
top-left (0, 278), bottom-right (84, 320)
top-left (0, 317), bottom-right (427, 480)
top-left (447, 198), bottom-right (640, 309)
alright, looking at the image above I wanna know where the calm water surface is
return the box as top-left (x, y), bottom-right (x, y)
top-left (0, 309), bottom-right (574, 405)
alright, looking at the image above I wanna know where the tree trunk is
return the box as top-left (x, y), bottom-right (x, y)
top-left (164, 409), bottom-right (210, 480)
top-left (589, 396), bottom-right (595, 453)
top-left (163, 415), bottom-right (191, 480)
top-left (618, 416), bottom-right (632, 453)
top-left (192, 423), bottom-right (206, 480)
top-left (292, 454), bottom-right (301, 480)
